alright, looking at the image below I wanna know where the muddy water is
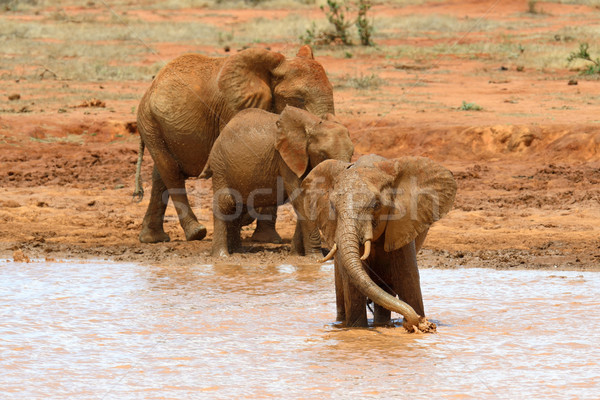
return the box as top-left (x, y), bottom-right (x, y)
top-left (1, 261), bottom-right (598, 399)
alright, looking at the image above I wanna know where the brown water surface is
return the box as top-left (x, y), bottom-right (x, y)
top-left (1, 260), bottom-right (598, 399)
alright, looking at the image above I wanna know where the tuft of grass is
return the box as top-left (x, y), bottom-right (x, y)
top-left (527, 0), bottom-right (539, 14)
top-left (459, 101), bottom-right (483, 111)
top-left (335, 72), bottom-right (384, 90)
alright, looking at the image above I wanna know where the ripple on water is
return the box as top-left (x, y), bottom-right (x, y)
top-left (0, 260), bottom-right (598, 399)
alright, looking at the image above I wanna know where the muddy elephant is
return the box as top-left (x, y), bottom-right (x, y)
top-left (133, 45), bottom-right (335, 244)
top-left (302, 154), bottom-right (456, 331)
top-left (210, 106), bottom-right (354, 257)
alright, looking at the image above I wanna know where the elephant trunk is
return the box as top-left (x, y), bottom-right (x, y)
top-left (336, 216), bottom-right (423, 330)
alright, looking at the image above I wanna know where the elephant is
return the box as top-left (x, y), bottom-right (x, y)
top-left (209, 105), bottom-right (354, 257)
top-left (301, 154), bottom-right (457, 331)
top-left (133, 45), bottom-right (335, 244)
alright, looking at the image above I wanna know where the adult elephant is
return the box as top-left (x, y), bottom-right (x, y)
top-left (302, 155), bottom-right (457, 332)
top-left (133, 45), bottom-right (334, 243)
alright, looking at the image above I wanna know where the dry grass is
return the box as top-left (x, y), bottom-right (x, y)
top-left (333, 72), bottom-right (386, 90)
top-left (377, 14), bottom-right (504, 37)
top-left (0, 10), bottom-right (223, 81)
top-left (1, 0), bottom-right (598, 85)
top-left (546, 0), bottom-right (600, 5)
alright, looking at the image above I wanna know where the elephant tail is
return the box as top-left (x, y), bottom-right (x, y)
top-left (198, 162), bottom-right (213, 180)
top-left (132, 138), bottom-right (145, 203)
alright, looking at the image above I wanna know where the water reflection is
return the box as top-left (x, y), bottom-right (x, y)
top-left (0, 260), bottom-right (598, 399)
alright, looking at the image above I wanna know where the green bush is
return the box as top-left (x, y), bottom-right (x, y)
top-left (567, 43), bottom-right (600, 75)
top-left (459, 101), bottom-right (483, 111)
top-left (301, 0), bottom-right (375, 46)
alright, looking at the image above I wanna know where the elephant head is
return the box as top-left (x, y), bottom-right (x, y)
top-left (217, 46), bottom-right (334, 118)
top-left (302, 154), bottom-right (457, 329)
top-left (275, 105), bottom-right (354, 178)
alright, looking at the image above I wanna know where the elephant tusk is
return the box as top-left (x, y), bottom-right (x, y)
top-left (360, 240), bottom-right (371, 261)
top-left (319, 243), bottom-right (337, 263)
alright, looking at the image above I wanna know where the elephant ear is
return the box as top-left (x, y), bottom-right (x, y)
top-left (296, 45), bottom-right (314, 59)
top-left (217, 48), bottom-right (285, 113)
top-left (301, 159), bottom-right (350, 247)
top-left (275, 105), bottom-right (320, 178)
top-left (376, 156), bottom-right (457, 252)
top-left (323, 113), bottom-right (339, 122)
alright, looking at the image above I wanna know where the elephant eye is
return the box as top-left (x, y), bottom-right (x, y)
top-left (287, 97), bottom-right (305, 107)
top-left (369, 199), bottom-right (382, 210)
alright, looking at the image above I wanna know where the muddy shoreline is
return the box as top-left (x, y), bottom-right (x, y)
top-left (1, 116), bottom-right (598, 271)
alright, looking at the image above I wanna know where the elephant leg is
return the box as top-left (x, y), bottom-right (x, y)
top-left (291, 220), bottom-right (303, 255)
top-left (250, 206), bottom-right (282, 243)
top-left (341, 262), bottom-right (368, 328)
top-left (373, 304), bottom-right (392, 326)
top-left (291, 219), bottom-right (321, 257)
top-left (392, 241), bottom-right (425, 317)
top-left (212, 212), bottom-right (229, 257)
top-left (139, 166), bottom-right (170, 243)
top-left (334, 261), bottom-right (346, 322)
top-left (370, 246), bottom-right (396, 326)
top-left (240, 211), bottom-right (255, 227)
top-left (212, 189), bottom-right (238, 257)
top-left (301, 221), bottom-right (322, 257)
top-left (227, 213), bottom-right (244, 253)
top-left (290, 196), bottom-right (321, 257)
top-left (152, 147), bottom-right (206, 242)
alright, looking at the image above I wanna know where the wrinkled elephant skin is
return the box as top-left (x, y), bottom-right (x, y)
top-left (302, 154), bottom-right (457, 331)
top-left (209, 106), bottom-right (353, 257)
top-left (134, 46), bottom-right (335, 244)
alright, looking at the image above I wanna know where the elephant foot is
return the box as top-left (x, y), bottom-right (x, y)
top-left (344, 318), bottom-right (369, 328)
top-left (250, 227), bottom-right (282, 244)
top-left (139, 228), bottom-right (170, 244)
top-left (211, 247), bottom-right (230, 257)
top-left (228, 242), bottom-right (242, 253)
top-left (184, 223), bottom-right (207, 241)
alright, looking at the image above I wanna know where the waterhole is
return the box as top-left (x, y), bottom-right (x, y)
top-left (1, 260), bottom-right (598, 399)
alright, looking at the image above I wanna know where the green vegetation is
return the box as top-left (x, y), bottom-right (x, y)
top-left (567, 43), bottom-right (600, 75)
top-left (356, 0), bottom-right (374, 46)
top-left (459, 101), bottom-right (483, 111)
top-left (323, 0), bottom-right (353, 45)
top-left (301, 0), bottom-right (374, 46)
top-left (527, 1), bottom-right (539, 14)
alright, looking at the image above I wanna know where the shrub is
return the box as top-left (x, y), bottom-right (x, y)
top-left (322, 0), bottom-right (353, 45)
top-left (356, 0), bottom-right (373, 46)
top-left (459, 101), bottom-right (483, 111)
top-left (301, 0), bottom-right (375, 46)
top-left (567, 43), bottom-right (600, 75)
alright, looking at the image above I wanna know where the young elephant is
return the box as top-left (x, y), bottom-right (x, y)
top-left (209, 106), bottom-right (354, 257)
top-left (302, 154), bottom-right (457, 332)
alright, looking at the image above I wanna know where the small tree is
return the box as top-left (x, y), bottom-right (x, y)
top-left (301, 0), bottom-right (375, 46)
top-left (356, 0), bottom-right (374, 46)
top-left (321, 0), bottom-right (353, 45)
top-left (567, 43), bottom-right (600, 75)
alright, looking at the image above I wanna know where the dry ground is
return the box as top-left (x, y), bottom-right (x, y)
top-left (1, 0), bottom-right (599, 270)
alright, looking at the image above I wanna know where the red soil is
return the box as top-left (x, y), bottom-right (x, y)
top-left (1, 1), bottom-right (599, 269)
